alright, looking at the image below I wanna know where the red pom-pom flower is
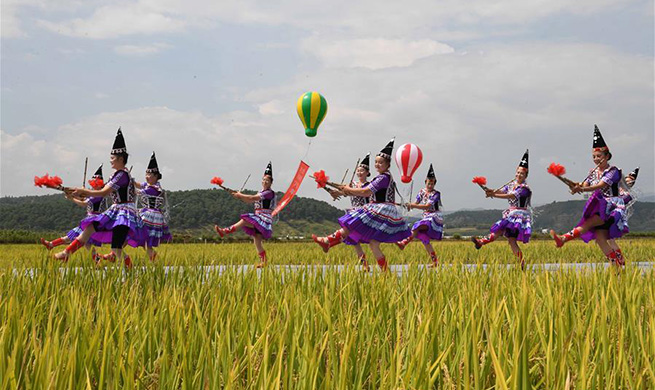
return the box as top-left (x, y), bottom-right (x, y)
top-left (34, 174), bottom-right (63, 189)
top-left (88, 178), bottom-right (104, 188)
top-left (210, 176), bottom-right (224, 186)
top-left (313, 170), bottom-right (329, 189)
top-left (547, 163), bottom-right (566, 177)
top-left (472, 176), bottom-right (487, 186)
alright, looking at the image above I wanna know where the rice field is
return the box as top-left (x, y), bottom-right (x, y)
top-left (1, 240), bottom-right (654, 389)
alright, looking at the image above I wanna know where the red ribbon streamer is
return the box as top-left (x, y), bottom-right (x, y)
top-left (272, 160), bottom-right (309, 217)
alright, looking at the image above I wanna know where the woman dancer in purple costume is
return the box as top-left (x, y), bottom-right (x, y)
top-left (134, 152), bottom-right (172, 261)
top-left (215, 162), bottom-right (276, 268)
top-left (396, 164), bottom-right (444, 268)
top-left (550, 125), bottom-right (629, 266)
top-left (472, 150), bottom-right (532, 269)
top-left (40, 164), bottom-right (106, 263)
top-left (54, 129), bottom-right (144, 268)
top-left (326, 153), bottom-right (372, 271)
top-left (312, 139), bottom-right (411, 271)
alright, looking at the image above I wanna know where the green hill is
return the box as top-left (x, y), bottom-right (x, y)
top-left (0, 189), bottom-right (343, 241)
top-left (1, 191), bottom-right (653, 243)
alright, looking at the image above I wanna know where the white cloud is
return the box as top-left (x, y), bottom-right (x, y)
top-left (303, 38), bottom-right (454, 69)
top-left (1, 4), bottom-right (25, 38)
top-left (1, 106), bottom-right (308, 198)
top-left (258, 100), bottom-right (286, 116)
top-left (6, 0), bottom-right (634, 40)
top-left (113, 42), bottom-right (172, 56)
top-left (37, 3), bottom-right (186, 39)
top-left (3, 41), bottom-right (652, 209)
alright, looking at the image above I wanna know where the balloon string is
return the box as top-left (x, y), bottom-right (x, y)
top-left (409, 181), bottom-right (413, 204)
top-left (302, 138), bottom-right (313, 163)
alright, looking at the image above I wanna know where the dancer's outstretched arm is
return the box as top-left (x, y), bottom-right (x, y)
top-left (65, 193), bottom-right (88, 207)
top-left (570, 181), bottom-right (608, 194)
top-left (485, 188), bottom-right (514, 200)
top-left (72, 184), bottom-right (114, 198)
top-left (340, 186), bottom-right (372, 198)
top-left (232, 192), bottom-right (260, 203)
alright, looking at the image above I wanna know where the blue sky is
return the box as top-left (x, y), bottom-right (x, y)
top-left (2, 0), bottom-right (653, 211)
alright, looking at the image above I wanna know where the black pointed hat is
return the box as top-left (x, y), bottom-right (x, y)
top-left (426, 163), bottom-right (436, 180)
top-left (377, 138), bottom-right (395, 160)
top-left (92, 164), bottom-right (103, 180)
top-left (359, 153), bottom-right (371, 170)
top-left (592, 125), bottom-right (609, 151)
top-left (264, 161), bottom-right (273, 178)
top-left (628, 167), bottom-right (639, 179)
top-left (518, 149), bottom-right (529, 170)
top-left (111, 127), bottom-right (127, 155)
top-left (146, 152), bottom-right (159, 173)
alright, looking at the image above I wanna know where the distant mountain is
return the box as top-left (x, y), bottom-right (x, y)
top-left (0, 189), bottom-right (343, 238)
top-left (1, 191), bottom-right (653, 240)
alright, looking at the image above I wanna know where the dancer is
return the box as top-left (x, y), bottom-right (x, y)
top-left (550, 125), bottom-right (629, 266)
top-left (326, 153), bottom-right (372, 271)
top-left (312, 139), bottom-right (411, 271)
top-left (134, 152), bottom-right (172, 261)
top-left (54, 128), bottom-right (144, 268)
top-left (40, 165), bottom-right (106, 263)
top-left (215, 162), bottom-right (276, 268)
top-left (396, 164), bottom-right (443, 267)
top-left (472, 150), bottom-right (532, 269)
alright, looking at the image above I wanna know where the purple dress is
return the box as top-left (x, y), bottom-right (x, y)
top-left (138, 182), bottom-right (172, 247)
top-left (343, 180), bottom-right (370, 246)
top-left (80, 169), bottom-right (146, 247)
top-left (576, 166), bottom-right (629, 242)
top-left (411, 189), bottom-right (444, 243)
top-left (240, 189), bottom-right (276, 240)
top-left (489, 182), bottom-right (532, 243)
top-left (66, 196), bottom-right (105, 246)
top-left (338, 172), bottom-right (411, 244)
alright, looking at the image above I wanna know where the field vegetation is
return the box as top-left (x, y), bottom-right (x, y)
top-left (1, 241), bottom-right (654, 388)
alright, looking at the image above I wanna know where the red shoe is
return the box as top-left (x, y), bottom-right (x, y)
top-left (616, 255), bottom-right (625, 267)
top-left (312, 234), bottom-right (330, 253)
top-left (124, 254), bottom-right (133, 269)
top-left (92, 248), bottom-right (102, 265)
top-left (53, 239), bottom-right (83, 262)
top-left (396, 241), bottom-right (406, 250)
top-left (214, 225), bottom-right (224, 238)
top-left (40, 238), bottom-right (54, 250)
top-left (377, 257), bottom-right (389, 272)
top-left (471, 236), bottom-right (482, 250)
top-left (550, 230), bottom-right (564, 248)
top-left (103, 252), bottom-right (117, 263)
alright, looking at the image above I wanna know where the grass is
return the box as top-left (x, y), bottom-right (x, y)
top-left (0, 241), bottom-right (654, 388)
top-left (2, 239), bottom-right (655, 269)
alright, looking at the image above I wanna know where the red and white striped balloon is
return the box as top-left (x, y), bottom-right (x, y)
top-left (395, 143), bottom-right (423, 183)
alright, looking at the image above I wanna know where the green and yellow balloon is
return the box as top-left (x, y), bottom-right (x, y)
top-left (296, 91), bottom-right (328, 137)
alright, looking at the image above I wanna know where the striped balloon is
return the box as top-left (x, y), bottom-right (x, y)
top-left (296, 92), bottom-right (328, 137)
top-left (395, 143), bottom-right (423, 183)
